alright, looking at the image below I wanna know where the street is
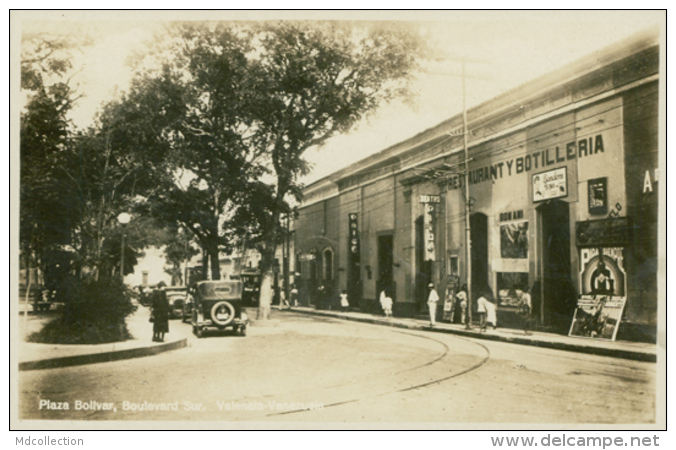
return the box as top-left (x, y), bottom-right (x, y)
top-left (19, 311), bottom-right (656, 424)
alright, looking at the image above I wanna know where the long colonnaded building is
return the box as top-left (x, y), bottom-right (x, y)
top-left (293, 28), bottom-right (661, 341)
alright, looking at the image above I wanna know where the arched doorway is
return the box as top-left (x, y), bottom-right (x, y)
top-left (471, 213), bottom-right (489, 300)
top-left (537, 200), bottom-right (576, 331)
top-left (377, 234), bottom-right (394, 303)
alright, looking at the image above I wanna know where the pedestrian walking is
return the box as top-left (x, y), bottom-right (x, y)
top-left (340, 289), bottom-right (349, 312)
top-left (151, 281), bottom-right (170, 342)
top-left (380, 290), bottom-right (393, 318)
top-left (485, 295), bottom-right (498, 330)
top-left (290, 284), bottom-right (299, 307)
top-left (517, 285), bottom-right (533, 335)
top-left (278, 288), bottom-right (290, 310)
top-left (427, 283), bottom-right (439, 327)
top-left (456, 284), bottom-right (468, 324)
top-left (477, 293), bottom-right (489, 332)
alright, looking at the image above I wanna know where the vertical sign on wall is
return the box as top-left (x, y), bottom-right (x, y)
top-left (347, 213), bottom-right (362, 305)
top-left (420, 195), bottom-right (440, 262)
top-left (348, 213), bottom-right (359, 255)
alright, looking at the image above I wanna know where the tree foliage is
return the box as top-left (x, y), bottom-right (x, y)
top-left (116, 21), bottom-right (428, 317)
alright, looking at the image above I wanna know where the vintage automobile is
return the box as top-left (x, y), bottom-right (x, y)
top-left (191, 280), bottom-right (248, 338)
top-left (164, 286), bottom-right (187, 319)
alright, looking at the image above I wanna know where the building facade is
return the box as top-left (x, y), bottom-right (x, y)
top-left (294, 29), bottom-right (660, 340)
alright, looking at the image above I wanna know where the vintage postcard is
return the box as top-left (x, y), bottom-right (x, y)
top-left (9, 10), bottom-right (666, 437)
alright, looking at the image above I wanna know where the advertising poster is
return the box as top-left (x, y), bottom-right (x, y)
top-left (569, 247), bottom-right (627, 341)
top-left (532, 167), bottom-right (567, 202)
top-left (497, 272), bottom-right (529, 308)
top-left (500, 221), bottom-right (529, 259)
top-left (588, 177), bottom-right (608, 215)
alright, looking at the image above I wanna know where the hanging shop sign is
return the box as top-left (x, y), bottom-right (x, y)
top-left (575, 217), bottom-right (631, 248)
top-left (588, 177), bottom-right (608, 215)
top-left (532, 167), bottom-right (567, 202)
top-left (348, 213), bottom-right (360, 255)
top-left (421, 197), bottom-right (437, 261)
top-left (569, 247), bottom-right (627, 341)
top-left (419, 194), bottom-right (440, 203)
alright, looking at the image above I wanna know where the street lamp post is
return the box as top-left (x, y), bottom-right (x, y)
top-left (117, 213), bottom-right (131, 282)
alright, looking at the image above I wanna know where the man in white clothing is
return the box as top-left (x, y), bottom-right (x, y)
top-left (428, 283), bottom-right (439, 327)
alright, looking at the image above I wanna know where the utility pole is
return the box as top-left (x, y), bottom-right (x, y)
top-left (420, 57), bottom-right (491, 329)
top-left (462, 60), bottom-right (473, 329)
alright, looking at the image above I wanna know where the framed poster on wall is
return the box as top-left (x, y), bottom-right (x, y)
top-left (500, 221), bottom-right (528, 259)
top-left (532, 167), bottom-right (567, 202)
top-left (588, 177), bottom-right (608, 215)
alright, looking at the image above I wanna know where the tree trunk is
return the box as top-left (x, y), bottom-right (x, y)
top-left (209, 243), bottom-right (221, 280)
top-left (201, 248), bottom-right (209, 280)
top-left (257, 245), bottom-right (276, 320)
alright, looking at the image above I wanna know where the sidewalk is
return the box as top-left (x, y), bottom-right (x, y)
top-left (285, 306), bottom-right (658, 363)
top-left (17, 305), bottom-right (190, 371)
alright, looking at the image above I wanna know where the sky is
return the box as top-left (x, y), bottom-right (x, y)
top-left (17, 11), bottom-right (664, 186)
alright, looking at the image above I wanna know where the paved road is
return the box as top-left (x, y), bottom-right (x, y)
top-left (18, 311), bottom-right (656, 424)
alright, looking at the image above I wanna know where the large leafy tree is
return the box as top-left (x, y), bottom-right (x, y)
top-left (238, 22), bottom-right (427, 319)
top-left (124, 21), bottom-right (427, 318)
top-left (127, 24), bottom-right (264, 280)
top-left (20, 31), bottom-right (90, 289)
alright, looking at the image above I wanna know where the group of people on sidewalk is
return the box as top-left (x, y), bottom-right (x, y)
top-left (427, 282), bottom-right (533, 334)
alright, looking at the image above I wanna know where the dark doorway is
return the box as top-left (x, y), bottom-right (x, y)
top-left (307, 258), bottom-right (317, 307)
top-left (377, 234), bottom-right (394, 302)
top-left (471, 213), bottom-right (489, 300)
top-left (538, 200), bottom-right (576, 331)
top-left (347, 251), bottom-right (362, 311)
top-left (322, 248), bottom-right (334, 309)
top-left (415, 216), bottom-right (432, 312)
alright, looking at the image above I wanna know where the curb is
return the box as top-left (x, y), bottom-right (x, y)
top-left (288, 309), bottom-right (656, 363)
top-left (19, 338), bottom-right (189, 371)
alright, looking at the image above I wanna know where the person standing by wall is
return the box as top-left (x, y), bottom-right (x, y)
top-left (427, 283), bottom-right (439, 327)
top-left (340, 289), bottom-right (349, 312)
top-left (151, 281), bottom-right (169, 342)
top-left (518, 285), bottom-right (533, 335)
top-left (380, 290), bottom-right (393, 318)
top-left (290, 284), bottom-right (299, 307)
top-left (456, 284), bottom-right (468, 325)
top-left (477, 292), bottom-right (489, 332)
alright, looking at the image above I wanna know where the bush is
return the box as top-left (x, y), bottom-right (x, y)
top-left (27, 278), bottom-right (138, 345)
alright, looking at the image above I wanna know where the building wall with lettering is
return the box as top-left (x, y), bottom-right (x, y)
top-left (294, 30), bottom-right (660, 337)
top-left (338, 188), bottom-right (362, 294)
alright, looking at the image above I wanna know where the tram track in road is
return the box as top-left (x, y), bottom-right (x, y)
top-left (262, 329), bottom-right (491, 419)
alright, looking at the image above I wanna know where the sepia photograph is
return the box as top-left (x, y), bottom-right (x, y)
top-left (9, 10), bottom-right (666, 435)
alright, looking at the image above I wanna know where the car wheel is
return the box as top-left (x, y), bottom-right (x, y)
top-left (210, 301), bottom-right (236, 326)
